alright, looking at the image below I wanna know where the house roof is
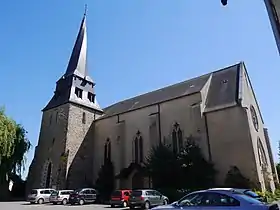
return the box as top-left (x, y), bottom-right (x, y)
top-left (98, 62), bottom-right (242, 120)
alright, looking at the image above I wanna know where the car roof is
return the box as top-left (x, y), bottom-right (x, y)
top-left (208, 188), bottom-right (250, 191)
top-left (208, 188), bottom-right (234, 190)
top-left (188, 189), bottom-right (241, 195)
top-left (76, 188), bottom-right (96, 190)
top-left (115, 189), bottom-right (131, 191)
top-left (59, 189), bottom-right (73, 192)
top-left (132, 189), bottom-right (155, 191)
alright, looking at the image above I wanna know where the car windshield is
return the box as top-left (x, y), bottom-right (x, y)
top-left (30, 190), bottom-right (37, 195)
top-left (177, 193), bottom-right (201, 205)
top-left (235, 194), bottom-right (263, 204)
top-left (51, 191), bottom-right (58, 196)
top-left (112, 191), bottom-right (121, 196)
top-left (131, 191), bottom-right (142, 196)
top-left (74, 189), bottom-right (82, 193)
top-left (244, 190), bottom-right (259, 198)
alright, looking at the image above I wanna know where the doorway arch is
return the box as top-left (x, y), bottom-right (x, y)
top-left (132, 172), bottom-right (144, 189)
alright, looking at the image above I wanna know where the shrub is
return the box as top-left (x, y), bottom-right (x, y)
top-left (145, 136), bottom-right (216, 201)
top-left (224, 166), bottom-right (252, 188)
top-left (95, 160), bottom-right (115, 202)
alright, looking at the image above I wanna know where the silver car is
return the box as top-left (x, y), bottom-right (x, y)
top-left (27, 188), bottom-right (56, 204)
top-left (129, 189), bottom-right (169, 209)
top-left (49, 190), bottom-right (74, 205)
top-left (152, 189), bottom-right (278, 210)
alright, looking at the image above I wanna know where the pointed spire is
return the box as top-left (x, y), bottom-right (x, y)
top-left (64, 6), bottom-right (92, 82)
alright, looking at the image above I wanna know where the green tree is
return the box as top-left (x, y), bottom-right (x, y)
top-left (145, 136), bottom-right (216, 192)
top-left (178, 137), bottom-right (216, 190)
top-left (145, 143), bottom-right (180, 189)
top-left (0, 108), bottom-right (17, 168)
top-left (95, 160), bottom-right (115, 201)
top-left (0, 108), bottom-right (31, 198)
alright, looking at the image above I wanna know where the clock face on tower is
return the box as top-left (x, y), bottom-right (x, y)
top-left (250, 105), bottom-right (259, 131)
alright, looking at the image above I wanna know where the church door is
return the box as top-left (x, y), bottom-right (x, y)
top-left (132, 172), bottom-right (144, 189)
top-left (45, 163), bottom-right (52, 188)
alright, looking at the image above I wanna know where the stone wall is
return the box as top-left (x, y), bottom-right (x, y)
top-left (26, 104), bottom-right (70, 192)
top-left (65, 103), bottom-right (99, 189)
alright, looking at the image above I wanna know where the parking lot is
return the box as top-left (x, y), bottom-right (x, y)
top-left (0, 202), bottom-right (126, 210)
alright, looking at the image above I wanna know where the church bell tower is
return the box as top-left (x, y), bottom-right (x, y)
top-left (26, 9), bottom-right (103, 191)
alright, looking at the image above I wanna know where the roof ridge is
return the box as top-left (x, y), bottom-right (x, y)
top-left (104, 62), bottom-right (242, 110)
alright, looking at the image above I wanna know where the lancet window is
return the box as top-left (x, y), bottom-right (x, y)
top-left (104, 138), bottom-right (111, 163)
top-left (172, 122), bottom-right (183, 154)
top-left (257, 137), bottom-right (268, 168)
top-left (133, 130), bottom-right (144, 163)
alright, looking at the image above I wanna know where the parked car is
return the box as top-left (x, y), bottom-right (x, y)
top-left (49, 189), bottom-right (74, 205)
top-left (27, 188), bottom-right (56, 204)
top-left (152, 189), bottom-right (278, 210)
top-left (129, 189), bottom-right (169, 209)
top-left (69, 188), bottom-right (97, 205)
top-left (208, 188), bottom-right (267, 202)
top-left (110, 189), bottom-right (132, 207)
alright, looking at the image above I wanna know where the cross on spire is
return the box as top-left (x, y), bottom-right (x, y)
top-left (84, 4), bottom-right (87, 17)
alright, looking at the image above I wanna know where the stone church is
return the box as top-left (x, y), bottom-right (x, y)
top-left (26, 13), bottom-right (278, 194)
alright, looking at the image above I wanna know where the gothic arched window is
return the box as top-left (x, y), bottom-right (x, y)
top-left (250, 105), bottom-right (259, 131)
top-left (172, 122), bottom-right (183, 154)
top-left (133, 130), bottom-right (144, 163)
top-left (104, 138), bottom-right (111, 163)
top-left (257, 138), bottom-right (268, 168)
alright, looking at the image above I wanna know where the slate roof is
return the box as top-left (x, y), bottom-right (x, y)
top-left (99, 62), bottom-right (242, 120)
top-left (64, 14), bottom-right (93, 82)
top-left (205, 63), bottom-right (240, 110)
top-left (42, 77), bottom-right (72, 111)
top-left (42, 14), bottom-right (97, 111)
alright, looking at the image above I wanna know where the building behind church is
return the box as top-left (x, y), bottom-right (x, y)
top-left (26, 13), bottom-right (278, 194)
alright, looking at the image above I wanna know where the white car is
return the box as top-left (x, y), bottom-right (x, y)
top-left (27, 188), bottom-right (56, 204)
top-left (49, 190), bottom-right (74, 205)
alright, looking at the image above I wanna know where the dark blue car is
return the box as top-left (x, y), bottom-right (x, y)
top-left (152, 189), bottom-right (278, 210)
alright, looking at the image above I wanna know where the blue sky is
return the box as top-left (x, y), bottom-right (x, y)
top-left (1, 0), bottom-right (280, 179)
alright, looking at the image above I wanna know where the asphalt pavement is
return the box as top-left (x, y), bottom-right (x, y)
top-left (0, 202), bottom-right (127, 210)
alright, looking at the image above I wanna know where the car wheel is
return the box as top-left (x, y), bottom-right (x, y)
top-left (123, 201), bottom-right (128, 208)
top-left (79, 199), bottom-right (85, 205)
top-left (62, 199), bottom-right (67, 205)
top-left (144, 201), bottom-right (150, 209)
top-left (38, 198), bottom-right (44, 204)
top-left (163, 199), bottom-right (168, 205)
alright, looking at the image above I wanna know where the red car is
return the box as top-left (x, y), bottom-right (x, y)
top-left (110, 189), bottom-right (132, 207)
